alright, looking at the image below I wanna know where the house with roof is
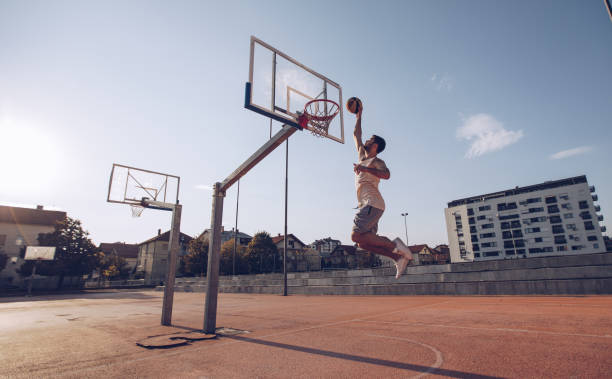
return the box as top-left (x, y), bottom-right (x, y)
top-left (0, 205), bottom-right (66, 287)
top-left (99, 242), bottom-right (139, 273)
top-left (271, 233), bottom-right (319, 271)
top-left (432, 244), bottom-right (451, 264)
top-left (135, 229), bottom-right (193, 285)
top-left (309, 237), bottom-right (342, 257)
top-left (200, 227), bottom-right (252, 246)
top-left (322, 245), bottom-right (382, 270)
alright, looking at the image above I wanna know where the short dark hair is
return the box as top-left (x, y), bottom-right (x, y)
top-left (372, 135), bottom-right (386, 154)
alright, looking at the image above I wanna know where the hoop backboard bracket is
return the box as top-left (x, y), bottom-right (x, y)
top-left (107, 163), bottom-right (180, 212)
top-left (245, 36), bottom-right (344, 144)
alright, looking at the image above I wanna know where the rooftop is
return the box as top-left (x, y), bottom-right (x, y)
top-left (447, 175), bottom-right (588, 208)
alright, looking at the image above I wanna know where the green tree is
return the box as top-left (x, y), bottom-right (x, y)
top-left (98, 252), bottom-right (130, 280)
top-left (245, 232), bottom-right (278, 274)
top-left (180, 234), bottom-right (209, 277)
top-left (220, 238), bottom-right (248, 275)
top-left (18, 217), bottom-right (98, 289)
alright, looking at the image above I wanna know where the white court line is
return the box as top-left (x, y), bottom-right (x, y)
top-left (366, 334), bottom-right (444, 379)
top-left (356, 319), bottom-right (612, 339)
top-left (35, 299), bottom-right (454, 377)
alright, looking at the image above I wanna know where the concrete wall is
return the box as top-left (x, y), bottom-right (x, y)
top-left (161, 252), bottom-right (612, 296)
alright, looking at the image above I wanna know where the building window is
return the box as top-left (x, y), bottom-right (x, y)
top-left (594, 243), bottom-right (599, 249)
top-left (501, 222), bottom-right (511, 230)
top-left (549, 215), bottom-right (562, 224)
top-left (530, 216), bottom-right (547, 223)
top-left (477, 215), bottom-right (487, 220)
top-left (499, 214), bottom-right (520, 220)
top-left (525, 227), bottom-right (541, 234)
top-left (471, 234), bottom-right (478, 242)
top-left (479, 205), bottom-right (491, 211)
top-left (516, 249), bottom-right (526, 255)
top-left (470, 226), bottom-right (477, 233)
top-left (529, 207), bottom-right (544, 213)
top-left (474, 253), bottom-right (481, 257)
top-left (566, 223), bottom-right (577, 231)
top-left (563, 213), bottom-right (573, 219)
top-left (545, 196), bottom-right (557, 204)
top-left (498, 202), bottom-right (518, 211)
top-left (469, 217), bottom-right (475, 225)
top-left (534, 237), bottom-right (543, 243)
top-left (510, 220), bottom-right (521, 228)
top-left (512, 229), bottom-right (523, 238)
top-left (559, 194), bottom-right (569, 201)
top-left (482, 223), bottom-right (494, 229)
top-left (557, 245), bottom-right (567, 252)
top-left (504, 240), bottom-right (514, 248)
top-left (547, 205), bottom-right (560, 214)
top-left (579, 201), bottom-right (589, 209)
top-left (587, 235), bottom-right (597, 242)
top-left (554, 235), bottom-right (567, 244)
top-left (480, 232), bottom-right (495, 239)
top-left (571, 245), bottom-right (584, 251)
top-left (561, 203), bottom-right (572, 210)
top-left (484, 251), bottom-right (500, 257)
top-left (514, 239), bottom-right (525, 248)
top-left (552, 225), bottom-right (565, 234)
top-left (473, 244), bottom-right (480, 251)
top-left (526, 197), bottom-right (542, 204)
top-left (481, 242), bottom-right (497, 248)
top-left (467, 208), bottom-right (474, 216)
top-left (584, 221), bottom-right (594, 230)
top-left (579, 211), bottom-right (592, 220)
top-left (502, 231), bottom-right (512, 239)
top-left (505, 250), bottom-right (515, 255)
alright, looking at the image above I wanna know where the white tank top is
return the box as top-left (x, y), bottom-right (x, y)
top-left (355, 147), bottom-right (386, 210)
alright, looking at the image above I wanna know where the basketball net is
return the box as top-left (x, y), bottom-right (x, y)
top-left (302, 99), bottom-right (339, 138)
top-left (130, 204), bottom-right (144, 218)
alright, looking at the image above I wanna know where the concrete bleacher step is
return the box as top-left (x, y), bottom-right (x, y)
top-left (156, 252), bottom-right (612, 295)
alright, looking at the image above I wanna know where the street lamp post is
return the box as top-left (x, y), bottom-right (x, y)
top-left (401, 212), bottom-right (409, 245)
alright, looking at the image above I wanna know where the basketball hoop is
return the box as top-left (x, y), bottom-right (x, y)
top-left (301, 99), bottom-right (339, 137)
top-left (130, 204), bottom-right (145, 218)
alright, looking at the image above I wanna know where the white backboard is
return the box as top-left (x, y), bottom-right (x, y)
top-left (245, 36), bottom-right (344, 144)
top-left (24, 246), bottom-right (56, 261)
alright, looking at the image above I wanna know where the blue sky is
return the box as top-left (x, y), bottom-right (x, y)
top-left (1, 0), bottom-right (610, 247)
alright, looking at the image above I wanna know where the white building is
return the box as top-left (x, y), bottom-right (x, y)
top-left (445, 176), bottom-right (606, 263)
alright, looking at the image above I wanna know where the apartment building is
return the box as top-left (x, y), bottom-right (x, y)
top-left (445, 176), bottom-right (606, 263)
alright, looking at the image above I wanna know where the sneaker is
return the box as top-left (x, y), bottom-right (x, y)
top-left (393, 238), bottom-right (413, 260)
top-left (394, 256), bottom-right (409, 279)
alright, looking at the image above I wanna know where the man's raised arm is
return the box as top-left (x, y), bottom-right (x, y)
top-left (353, 107), bottom-right (364, 152)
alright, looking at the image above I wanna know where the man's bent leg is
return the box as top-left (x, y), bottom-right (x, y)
top-left (358, 242), bottom-right (403, 261)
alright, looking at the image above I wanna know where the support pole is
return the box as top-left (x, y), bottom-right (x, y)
top-left (204, 183), bottom-right (225, 334)
top-left (27, 263), bottom-right (37, 297)
top-left (283, 139), bottom-right (288, 296)
top-left (161, 203), bottom-right (182, 326)
top-left (203, 124), bottom-right (297, 334)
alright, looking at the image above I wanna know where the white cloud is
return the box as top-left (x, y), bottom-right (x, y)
top-left (195, 184), bottom-right (213, 191)
top-left (431, 73), bottom-right (453, 92)
top-left (456, 114), bottom-right (524, 158)
top-left (549, 146), bottom-right (593, 160)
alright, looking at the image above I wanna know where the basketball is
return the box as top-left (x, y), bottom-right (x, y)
top-left (346, 97), bottom-right (362, 114)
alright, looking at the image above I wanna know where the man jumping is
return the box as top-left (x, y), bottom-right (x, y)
top-left (350, 105), bottom-right (413, 279)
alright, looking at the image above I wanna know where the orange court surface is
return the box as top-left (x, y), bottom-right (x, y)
top-left (1, 289), bottom-right (611, 378)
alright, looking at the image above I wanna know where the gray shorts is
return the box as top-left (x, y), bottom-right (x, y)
top-left (352, 205), bottom-right (384, 235)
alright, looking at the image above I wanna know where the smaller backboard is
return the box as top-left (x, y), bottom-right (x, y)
top-left (25, 246), bottom-right (56, 261)
top-left (107, 164), bottom-right (180, 209)
top-left (245, 36), bottom-right (344, 144)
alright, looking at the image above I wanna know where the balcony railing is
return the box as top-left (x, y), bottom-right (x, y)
top-left (598, 215), bottom-right (604, 221)
top-left (589, 185), bottom-right (595, 193)
top-left (592, 194), bottom-right (598, 201)
top-left (601, 226), bottom-right (607, 232)
top-left (594, 205), bottom-right (601, 212)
